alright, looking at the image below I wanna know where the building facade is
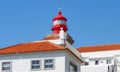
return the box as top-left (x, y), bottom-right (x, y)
top-left (0, 10), bottom-right (84, 72)
top-left (1, 9), bottom-right (120, 72)
top-left (77, 44), bottom-right (120, 72)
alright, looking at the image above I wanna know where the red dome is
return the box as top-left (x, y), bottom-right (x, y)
top-left (52, 11), bottom-right (67, 21)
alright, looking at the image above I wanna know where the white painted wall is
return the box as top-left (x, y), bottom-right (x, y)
top-left (81, 50), bottom-right (120, 58)
top-left (81, 65), bottom-right (112, 72)
top-left (0, 51), bottom-right (66, 72)
top-left (65, 51), bottom-right (82, 72)
top-left (114, 55), bottom-right (120, 72)
top-left (80, 50), bottom-right (120, 72)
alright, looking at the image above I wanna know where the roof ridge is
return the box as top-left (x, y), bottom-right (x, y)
top-left (79, 43), bottom-right (120, 48)
top-left (32, 40), bottom-right (65, 49)
top-left (0, 41), bottom-right (43, 50)
top-left (0, 43), bottom-right (25, 50)
top-left (77, 43), bottom-right (120, 53)
top-left (45, 41), bottom-right (64, 49)
top-left (0, 40), bottom-right (65, 54)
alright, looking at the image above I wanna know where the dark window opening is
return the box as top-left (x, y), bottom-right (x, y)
top-left (95, 60), bottom-right (99, 65)
top-left (31, 60), bottom-right (41, 70)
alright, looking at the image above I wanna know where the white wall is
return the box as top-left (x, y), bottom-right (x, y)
top-left (115, 55), bottom-right (120, 72)
top-left (80, 50), bottom-right (120, 72)
top-left (87, 58), bottom-right (114, 65)
top-left (81, 65), bottom-right (111, 72)
top-left (65, 51), bottom-right (82, 72)
top-left (0, 51), bottom-right (66, 72)
top-left (81, 50), bottom-right (120, 65)
top-left (81, 50), bottom-right (120, 58)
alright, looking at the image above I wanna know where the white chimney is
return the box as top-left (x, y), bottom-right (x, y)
top-left (59, 28), bottom-right (66, 40)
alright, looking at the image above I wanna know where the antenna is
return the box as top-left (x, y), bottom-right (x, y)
top-left (57, 0), bottom-right (62, 10)
top-left (59, 8), bottom-right (62, 11)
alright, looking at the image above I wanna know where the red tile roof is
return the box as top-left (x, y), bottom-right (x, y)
top-left (77, 44), bottom-right (120, 53)
top-left (0, 41), bottom-right (84, 62)
top-left (0, 41), bottom-right (65, 54)
top-left (42, 34), bottom-right (59, 40)
top-left (42, 36), bottom-right (58, 40)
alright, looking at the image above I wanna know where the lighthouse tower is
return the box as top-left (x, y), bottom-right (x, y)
top-left (42, 10), bottom-right (74, 45)
top-left (52, 10), bottom-right (68, 34)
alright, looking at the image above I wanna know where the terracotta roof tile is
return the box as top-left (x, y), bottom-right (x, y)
top-left (77, 44), bottom-right (120, 53)
top-left (42, 34), bottom-right (59, 40)
top-left (0, 41), bottom-right (65, 54)
top-left (42, 36), bottom-right (58, 40)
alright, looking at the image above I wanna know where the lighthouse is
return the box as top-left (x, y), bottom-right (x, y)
top-left (42, 10), bottom-right (74, 45)
top-left (52, 10), bottom-right (68, 34)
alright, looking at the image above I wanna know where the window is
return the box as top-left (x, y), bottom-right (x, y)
top-left (44, 59), bottom-right (54, 69)
top-left (107, 60), bottom-right (111, 64)
top-left (70, 62), bottom-right (77, 72)
top-left (31, 60), bottom-right (41, 70)
top-left (95, 60), bottom-right (99, 65)
top-left (2, 62), bottom-right (11, 71)
top-left (53, 20), bottom-right (66, 25)
top-left (85, 62), bottom-right (89, 65)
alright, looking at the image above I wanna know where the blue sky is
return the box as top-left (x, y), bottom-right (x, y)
top-left (0, 0), bottom-right (120, 48)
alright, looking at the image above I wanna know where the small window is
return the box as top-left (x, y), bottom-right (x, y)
top-left (95, 60), bottom-right (99, 65)
top-left (31, 60), bottom-right (41, 70)
top-left (44, 59), bottom-right (54, 69)
top-left (107, 60), bottom-right (111, 64)
top-left (2, 62), bottom-right (11, 71)
top-left (85, 62), bottom-right (89, 65)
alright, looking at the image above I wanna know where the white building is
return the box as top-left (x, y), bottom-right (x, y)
top-left (77, 44), bottom-right (120, 72)
top-left (0, 10), bottom-right (84, 72)
top-left (1, 9), bottom-right (120, 72)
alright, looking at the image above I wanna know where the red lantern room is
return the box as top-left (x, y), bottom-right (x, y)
top-left (52, 10), bottom-right (68, 34)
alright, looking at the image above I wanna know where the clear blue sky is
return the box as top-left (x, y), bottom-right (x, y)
top-left (0, 0), bottom-right (120, 48)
